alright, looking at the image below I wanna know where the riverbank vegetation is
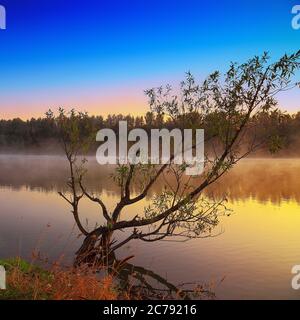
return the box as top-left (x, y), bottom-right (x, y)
top-left (0, 258), bottom-right (117, 300)
top-left (0, 257), bottom-right (213, 300)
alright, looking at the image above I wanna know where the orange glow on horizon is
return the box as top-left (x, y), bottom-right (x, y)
top-left (0, 85), bottom-right (299, 120)
top-left (0, 92), bottom-right (149, 120)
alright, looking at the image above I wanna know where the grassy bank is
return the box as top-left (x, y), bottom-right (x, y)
top-left (0, 258), bottom-right (118, 300)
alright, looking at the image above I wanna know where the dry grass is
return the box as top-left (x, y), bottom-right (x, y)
top-left (0, 257), bottom-right (213, 300)
top-left (0, 258), bottom-right (118, 300)
top-left (48, 269), bottom-right (116, 300)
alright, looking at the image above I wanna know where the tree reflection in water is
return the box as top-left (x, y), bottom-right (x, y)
top-left (75, 249), bottom-right (215, 300)
top-left (112, 258), bottom-right (215, 300)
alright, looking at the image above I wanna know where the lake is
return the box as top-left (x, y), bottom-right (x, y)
top-left (0, 155), bottom-right (300, 299)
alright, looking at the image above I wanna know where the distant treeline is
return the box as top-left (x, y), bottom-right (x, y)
top-left (0, 112), bottom-right (163, 151)
top-left (1, 109), bottom-right (300, 156)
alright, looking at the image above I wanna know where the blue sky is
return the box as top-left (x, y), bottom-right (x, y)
top-left (0, 0), bottom-right (299, 118)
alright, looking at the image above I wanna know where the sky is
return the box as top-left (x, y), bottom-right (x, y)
top-left (0, 0), bottom-right (299, 119)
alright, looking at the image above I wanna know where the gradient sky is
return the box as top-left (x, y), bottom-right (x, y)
top-left (0, 0), bottom-right (299, 119)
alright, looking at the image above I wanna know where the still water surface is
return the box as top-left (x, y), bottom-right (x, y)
top-left (0, 155), bottom-right (300, 299)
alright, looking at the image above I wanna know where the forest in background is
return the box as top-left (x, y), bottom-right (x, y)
top-left (1, 108), bottom-right (300, 156)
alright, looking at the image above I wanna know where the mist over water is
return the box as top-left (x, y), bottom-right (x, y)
top-left (1, 155), bottom-right (300, 299)
top-left (1, 155), bottom-right (300, 203)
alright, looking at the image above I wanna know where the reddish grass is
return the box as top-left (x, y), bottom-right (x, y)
top-left (3, 259), bottom-right (118, 300)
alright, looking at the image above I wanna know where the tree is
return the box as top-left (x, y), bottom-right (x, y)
top-left (57, 52), bottom-right (300, 266)
top-left (56, 108), bottom-right (96, 236)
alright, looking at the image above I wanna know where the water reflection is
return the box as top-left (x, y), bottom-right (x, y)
top-left (1, 155), bottom-right (300, 299)
top-left (1, 155), bottom-right (300, 204)
top-left (113, 258), bottom-right (214, 300)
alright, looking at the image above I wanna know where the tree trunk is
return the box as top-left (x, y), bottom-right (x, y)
top-left (74, 230), bottom-right (114, 267)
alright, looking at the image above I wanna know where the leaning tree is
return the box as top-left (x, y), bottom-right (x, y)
top-left (55, 51), bottom-right (300, 266)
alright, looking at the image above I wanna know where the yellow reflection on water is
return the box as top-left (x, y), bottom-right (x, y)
top-left (1, 157), bottom-right (300, 298)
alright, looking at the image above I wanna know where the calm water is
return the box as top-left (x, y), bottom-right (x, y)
top-left (1, 155), bottom-right (300, 299)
